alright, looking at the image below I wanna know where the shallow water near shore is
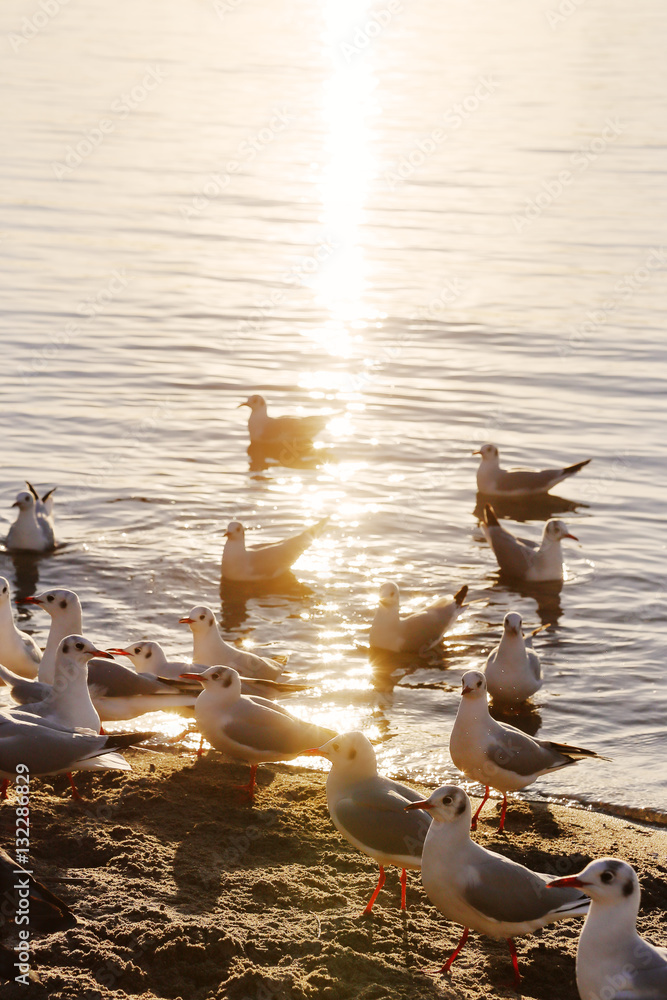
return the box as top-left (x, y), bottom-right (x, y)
top-left (1, 0), bottom-right (666, 821)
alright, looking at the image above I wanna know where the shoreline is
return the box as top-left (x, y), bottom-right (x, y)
top-left (1, 747), bottom-right (665, 1000)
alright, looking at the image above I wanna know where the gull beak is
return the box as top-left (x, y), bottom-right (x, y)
top-left (106, 648), bottom-right (130, 656)
top-left (472, 449), bottom-right (482, 456)
top-left (546, 876), bottom-right (585, 889)
top-left (92, 649), bottom-right (114, 660)
top-left (301, 748), bottom-right (327, 757)
top-left (404, 799), bottom-right (434, 812)
top-left (223, 531), bottom-right (231, 538)
top-left (17, 596), bottom-right (42, 605)
top-left (237, 401), bottom-right (251, 408)
top-left (564, 532), bottom-right (579, 541)
top-left (179, 673), bottom-right (204, 682)
top-left (179, 617), bottom-right (195, 624)
top-left (11, 501), bottom-right (20, 508)
top-left (461, 684), bottom-right (473, 695)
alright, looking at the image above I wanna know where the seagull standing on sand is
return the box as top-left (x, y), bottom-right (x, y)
top-left (221, 518), bottom-right (330, 582)
top-left (449, 670), bottom-right (607, 831)
top-left (238, 394), bottom-right (331, 447)
top-left (547, 859), bottom-right (667, 1000)
top-left (180, 665), bottom-right (335, 799)
top-left (481, 505), bottom-right (579, 581)
top-left (474, 444), bottom-right (591, 497)
top-left (305, 732), bottom-right (431, 914)
top-left (484, 613), bottom-right (543, 704)
top-left (179, 606), bottom-right (287, 680)
top-left (405, 785), bottom-right (590, 986)
top-left (0, 578), bottom-right (41, 678)
top-left (369, 582), bottom-right (468, 653)
top-left (6, 490), bottom-right (56, 551)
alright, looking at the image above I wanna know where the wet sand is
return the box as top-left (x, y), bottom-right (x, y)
top-left (1, 747), bottom-right (666, 1000)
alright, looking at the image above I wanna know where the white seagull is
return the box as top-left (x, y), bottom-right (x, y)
top-left (484, 612), bottom-right (543, 704)
top-left (180, 665), bottom-right (335, 799)
top-left (238, 394), bottom-right (332, 447)
top-left (405, 785), bottom-right (590, 987)
top-left (369, 581), bottom-right (468, 653)
top-left (474, 443), bottom-right (591, 497)
top-left (6, 489), bottom-right (56, 551)
top-left (547, 859), bottom-right (667, 1000)
top-left (0, 578), bottom-right (41, 678)
top-left (179, 606), bottom-right (287, 680)
top-left (305, 732), bottom-right (431, 914)
top-left (481, 505), bottom-right (579, 581)
top-left (221, 518), bottom-right (330, 582)
top-left (449, 670), bottom-right (607, 831)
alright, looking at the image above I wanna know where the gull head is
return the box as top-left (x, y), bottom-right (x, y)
top-left (544, 519), bottom-right (579, 543)
top-left (179, 606), bottom-right (216, 632)
top-left (224, 521), bottom-right (245, 541)
top-left (503, 612), bottom-right (523, 636)
top-left (238, 394), bottom-right (266, 413)
top-left (461, 669), bottom-right (487, 699)
top-left (58, 634), bottom-right (113, 667)
top-left (12, 491), bottom-right (36, 511)
top-left (378, 582), bottom-right (400, 608)
top-left (473, 443), bottom-right (499, 462)
top-left (305, 731), bottom-right (378, 777)
top-left (180, 664), bottom-right (242, 700)
top-left (547, 858), bottom-right (639, 909)
top-left (25, 588), bottom-right (80, 619)
top-left (108, 640), bottom-right (162, 667)
top-left (404, 784), bottom-right (470, 825)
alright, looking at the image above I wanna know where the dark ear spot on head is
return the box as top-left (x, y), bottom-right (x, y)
top-left (146, 650), bottom-right (152, 659)
top-left (60, 600), bottom-right (67, 609)
top-left (63, 643), bottom-right (69, 654)
top-left (622, 880), bottom-right (634, 897)
top-left (456, 799), bottom-right (466, 816)
top-left (348, 748), bottom-right (356, 760)
top-left (222, 674), bottom-right (232, 688)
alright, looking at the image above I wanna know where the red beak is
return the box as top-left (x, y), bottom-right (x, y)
top-left (179, 673), bottom-right (204, 682)
top-left (545, 876), bottom-right (585, 889)
top-left (17, 596), bottom-right (42, 605)
top-left (179, 617), bottom-right (194, 624)
top-left (564, 532), bottom-right (579, 541)
top-left (404, 800), bottom-right (434, 812)
top-left (106, 648), bottom-right (130, 656)
top-left (461, 685), bottom-right (473, 695)
top-left (301, 748), bottom-right (326, 756)
top-left (92, 649), bottom-right (114, 659)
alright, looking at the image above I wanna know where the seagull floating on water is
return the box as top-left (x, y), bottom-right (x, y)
top-left (481, 505), bottom-right (578, 581)
top-left (405, 784), bottom-right (590, 987)
top-left (6, 488), bottom-right (56, 552)
top-left (369, 581), bottom-right (468, 653)
top-left (221, 517), bottom-right (330, 582)
top-left (484, 612), bottom-right (543, 704)
top-left (305, 732), bottom-right (431, 914)
top-left (474, 444), bottom-right (591, 497)
top-left (179, 606), bottom-right (287, 680)
top-left (238, 394), bottom-right (332, 448)
top-left (547, 858), bottom-right (667, 1000)
top-left (449, 670), bottom-right (608, 831)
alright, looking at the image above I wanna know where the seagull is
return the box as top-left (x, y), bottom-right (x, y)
top-left (484, 613), bottom-right (542, 704)
top-left (25, 481), bottom-right (57, 524)
top-left (179, 606), bottom-right (286, 680)
top-left (481, 505), bottom-right (579, 581)
top-left (405, 784), bottom-right (590, 987)
top-left (304, 732), bottom-right (431, 914)
top-left (0, 577), bottom-right (41, 678)
top-left (449, 670), bottom-right (608, 831)
top-left (238, 394), bottom-right (332, 447)
top-left (221, 517), bottom-right (330, 582)
top-left (6, 489), bottom-right (56, 551)
top-left (474, 444), bottom-right (591, 497)
top-left (547, 859), bottom-right (667, 1000)
top-left (180, 665), bottom-right (335, 799)
top-left (5, 589), bottom-right (197, 721)
top-left (369, 582), bottom-right (468, 653)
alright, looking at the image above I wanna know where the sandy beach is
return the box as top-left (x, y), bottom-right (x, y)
top-left (1, 746), bottom-right (665, 1000)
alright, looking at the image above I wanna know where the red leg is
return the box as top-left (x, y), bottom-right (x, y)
top-left (235, 763), bottom-right (258, 801)
top-left (67, 773), bottom-right (82, 801)
top-left (400, 867), bottom-right (407, 910)
top-left (506, 938), bottom-right (521, 988)
top-left (0, 779), bottom-right (9, 801)
top-left (362, 865), bottom-right (386, 915)
top-left (196, 733), bottom-right (205, 757)
top-left (471, 786), bottom-right (490, 831)
top-left (498, 793), bottom-right (508, 832)
top-left (99, 726), bottom-right (106, 736)
top-left (425, 926), bottom-right (470, 975)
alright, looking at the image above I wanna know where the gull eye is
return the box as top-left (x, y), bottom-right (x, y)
top-left (442, 795), bottom-right (452, 805)
top-left (76, 642), bottom-right (84, 651)
top-left (600, 871), bottom-right (614, 884)
top-left (199, 614), bottom-right (205, 621)
top-left (47, 595), bottom-right (54, 602)
top-left (60, 600), bottom-right (67, 609)
top-left (134, 647), bottom-right (141, 655)
top-left (1, 586), bottom-right (6, 594)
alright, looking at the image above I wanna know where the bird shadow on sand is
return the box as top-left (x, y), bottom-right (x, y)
top-left (247, 442), bottom-right (335, 472)
top-left (473, 492), bottom-right (588, 524)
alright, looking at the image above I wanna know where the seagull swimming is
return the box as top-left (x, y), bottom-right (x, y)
top-left (449, 670), bottom-right (607, 831)
top-left (547, 859), bottom-right (667, 1000)
top-left (0, 577), bottom-right (41, 678)
top-left (405, 785), bottom-right (590, 986)
top-left (180, 665), bottom-right (335, 799)
top-left (369, 581), bottom-right (468, 653)
top-left (481, 505), bottom-right (579, 581)
top-left (221, 517), bottom-right (330, 582)
top-left (474, 444), bottom-right (591, 497)
top-left (305, 732), bottom-right (431, 914)
top-left (179, 606), bottom-right (287, 680)
top-left (238, 394), bottom-right (332, 447)
top-left (484, 612), bottom-right (543, 704)
top-left (6, 489), bottom-right (56, 552)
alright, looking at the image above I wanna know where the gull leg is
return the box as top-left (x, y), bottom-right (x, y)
top-left (235, 764), bottom-right (257, 801)
top-left (67, 773), bottom-right (82, 801)
top-left (470, 786), bottom-right (490, 831)
top-left (506, 938), bottom-right (522, 988)
top-left (424, 926), bottom-right (470, 975)
top-left (99, 726), bottom-right (106, 736)
top-left (400, 867), bottom-right (407, 910)
top-left (0, 779), bottom-right (9, 801)
top-left (196, 733), bottom-right (205, 757)
top-left (362, 865), bottom-right (385, 915)
top-left (498, 793), bottom-right (509, 833)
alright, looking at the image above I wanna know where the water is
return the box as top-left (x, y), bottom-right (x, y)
top-left (1, 0), bottom-right (666, 821)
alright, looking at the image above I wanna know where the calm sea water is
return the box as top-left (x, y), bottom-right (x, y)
top-left (1, 0), bottom-right (666, 821)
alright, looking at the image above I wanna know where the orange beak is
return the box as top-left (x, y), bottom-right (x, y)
top-left (563, 532), bottom-right (579, 541)
top-left (546, 876), bottom-right (585, 889)
top-left (179, 673), bottom-right (204, 682)
top-left (404, 800), bottom-right (434, 811)
top-left (179, 617), bottom-right (194, 624)
top-left (106, 648), bottom-right (130, 656)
